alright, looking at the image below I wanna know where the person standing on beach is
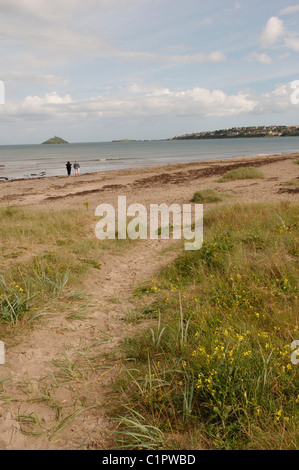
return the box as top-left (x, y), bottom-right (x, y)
top-left (74, 160), bottom-right (80, 176)
top-left (66, 161), bottom-right (72, 176)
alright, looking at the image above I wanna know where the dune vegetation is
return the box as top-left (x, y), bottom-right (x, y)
top-left (191, 189), bottom-right (224, 204)
top-left (113, 202), bottom-right (299, 450)
top-left (218, 167), bottom-right (264, 182)
top-left (285, 180), bottom-right (299, 187)
top-left (0, 201), bottom-right (298, 450)
top-left (0, 206), bottom-right (131, 334)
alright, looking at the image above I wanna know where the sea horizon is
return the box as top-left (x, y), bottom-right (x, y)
top-left (1, 136), bottom-right (299, 181)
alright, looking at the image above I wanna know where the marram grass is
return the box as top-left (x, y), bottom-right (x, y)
top-left (218, 166), bottom-right (264, 182)
top-left (0, 206), bottom-right (132, 328)
top-left (191, 189), bottom-right (223, 204)
top-left (115, 202), bottom-right (299, 450)
top-left (285, 179), bottom-right (299, 187)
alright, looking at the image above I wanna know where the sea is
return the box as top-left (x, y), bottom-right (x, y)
top-left (0, 137), bottom-right (299, 181)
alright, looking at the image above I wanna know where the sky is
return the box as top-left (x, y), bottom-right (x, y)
top-left (0, 0), bottom-right (299, 144)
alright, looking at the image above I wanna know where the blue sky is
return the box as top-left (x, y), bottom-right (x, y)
top-left (0, 0), bottom-right (299, 144)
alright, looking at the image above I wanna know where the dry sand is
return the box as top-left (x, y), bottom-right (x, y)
top-left (0, 153), bottom-right (298, 450)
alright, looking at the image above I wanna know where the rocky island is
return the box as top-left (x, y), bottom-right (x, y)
top-left (42, 136), bottom-right (69, 144)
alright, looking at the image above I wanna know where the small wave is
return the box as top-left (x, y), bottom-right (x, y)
top-left (88, 158), bottom-right (130, 162)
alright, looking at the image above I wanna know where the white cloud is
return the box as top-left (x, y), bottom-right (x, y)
top-left (246, 52), bottom-right (272, 64)
top-left (225, 2), bottom-right (242, 13)
top-left (0, 0), bottom-right (137, 21)
top-left (0, 0), bottom-right (144, 69)
top-left (279, 4), bottom-right (299, 15)
top-left (199, 17), bottom-right (213, 26)
top-left (168, 51), bottom-right (226, 64)
top-left (0, 0), bottom-right (228, 75)
top-left (23, 92), bottom-right (72, 108)
top-left (0, 0), bottom-right (77, 20)
top-left (112, 48), bottom-right (227, 64)
top-left (260, 16), bottom-right (285, 48)
top-left (257, 53), bottom-right (272, 64)
top-left (255, 83), bottom-right (296, 113)
top-left (0, 13), bottom-right (226, 71)
top-left (208, 51), bottom-right (227, 62)
top-left (284, 35), bottom-right (299, 52)
top-left (0, 86), bottom-right (256, 121)
top-left (258, 15), bottom-right (299, 56)
top-left (1, 81), bottom-right (298, 127)
top-left (127, 83), bottom-right (171, 96)
top-left (2, 72), bottom-right (69, 87)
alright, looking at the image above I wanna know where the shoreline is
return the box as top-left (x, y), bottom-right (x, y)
top-left (0, 151), bottom-right (298, 209)
top-left (0, 151), bottom-right (297, 185)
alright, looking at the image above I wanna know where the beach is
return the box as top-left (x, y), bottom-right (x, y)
top-left (0, 152), bottom-right (298, 450)
top-left (1, 152), bottom-right (299, 210)
top-left (1, 137), bottom-right (299, 182)
top-left (2, 0), bottom-right (299, 452)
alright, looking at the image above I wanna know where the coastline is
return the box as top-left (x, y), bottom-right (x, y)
top-left (1, 135), bottom-right (299, 182)
top-left (0, 151), bottom-right (298, 209)
top-left (0, 151), bottom-right (296, 183)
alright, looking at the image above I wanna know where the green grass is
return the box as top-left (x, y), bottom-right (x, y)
top-left (114, 202), bottom-right (299, 450)
top-left (0, 206), bottom-right (131, 330)
top-left (191, 189), bottom-right (223, 204)
top-left (218, 167), bottom-right (265, 182)
top-left (285, 179), bottom-right (299, 187)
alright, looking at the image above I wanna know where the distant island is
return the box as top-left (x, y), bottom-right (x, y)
top-left (42, 136), bottom-right (68, 144)
top-left (112, 139), bottom-right (137, 142)
top-left (169, 125), bottom-right (299, 140)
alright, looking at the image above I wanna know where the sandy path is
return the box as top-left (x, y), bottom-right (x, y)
top-left (0, 237), bottom-right (177, 450)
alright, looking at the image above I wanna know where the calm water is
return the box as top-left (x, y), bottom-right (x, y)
top-left (0, 137), bottom-right (299, 180)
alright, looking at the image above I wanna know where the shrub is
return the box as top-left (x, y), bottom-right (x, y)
top-left (218, 167), bottom-right (264, 182)
top-left (191, 189), bottom-right (223, 203)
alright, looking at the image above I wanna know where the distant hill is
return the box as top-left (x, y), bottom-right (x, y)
top-left (170, 125), bottom-right (299, 140)
top-left (42, 136), bottom-right (68, 144)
